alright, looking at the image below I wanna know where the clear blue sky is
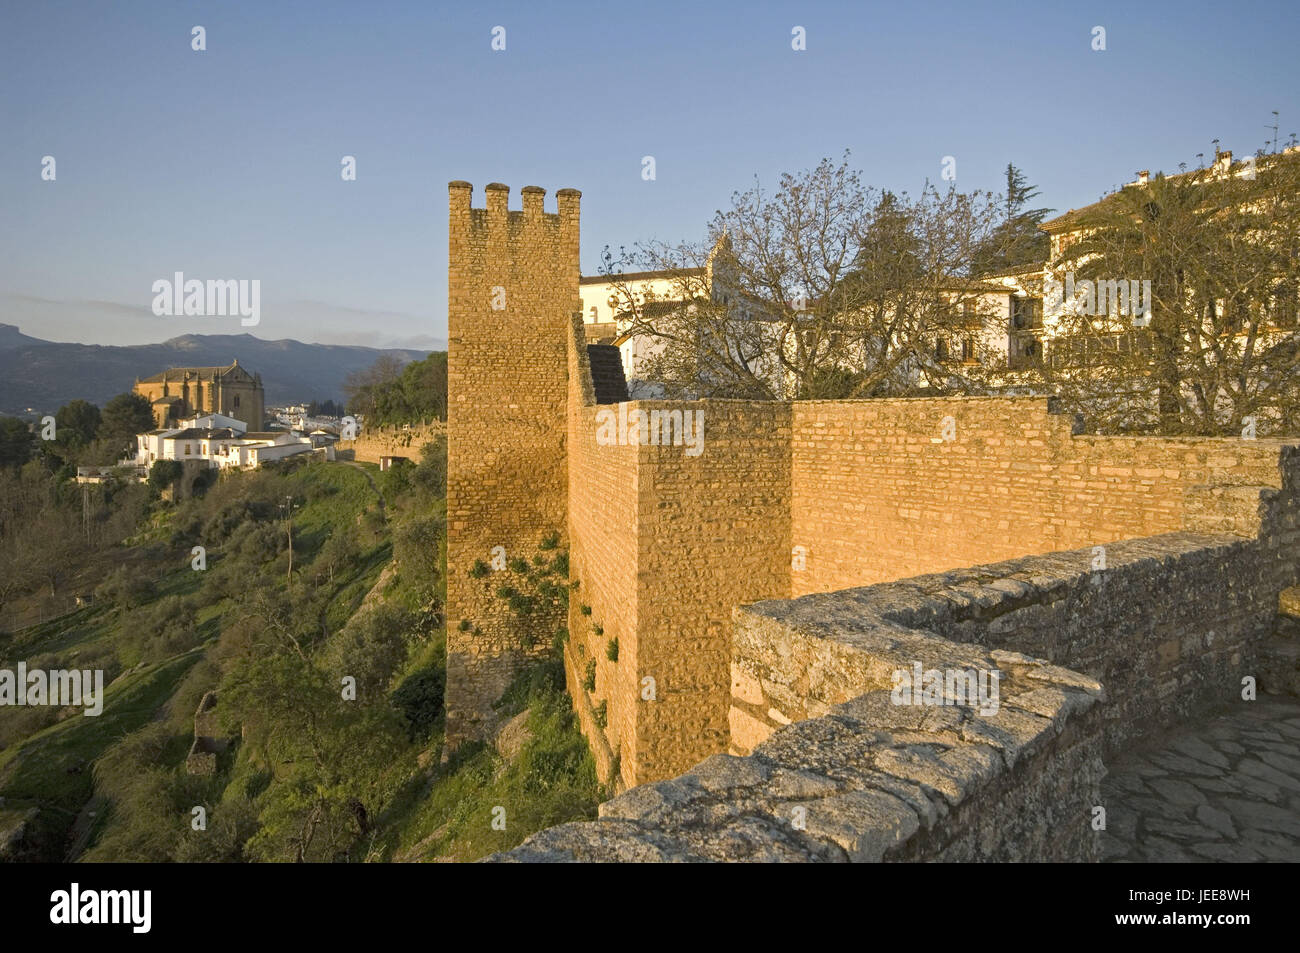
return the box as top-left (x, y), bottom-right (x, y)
top-left (2, 0), bottom-right (1296, 349)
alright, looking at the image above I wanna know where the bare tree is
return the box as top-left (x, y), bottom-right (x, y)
top-left (600, 153), bottom-right (1013, 400)
top-left (343, 354), bottom-right (405, 420)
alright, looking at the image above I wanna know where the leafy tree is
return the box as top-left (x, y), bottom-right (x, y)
top-left (222, 586), bottom-right (408, 862)
top-left (0, 416), bottom-right (34, 468)
top-left (173, 798), bottom-right (260, 862)
top-left (321, 603), bottom-right (414, 699)
top-left (342, 353), bottom-right (406, 420)
top-left (391, 664), bottom-right (444, 740)
top-left (94, 565), bottom-right (157, 610)
top-left (412, 436), bottom-right (447, 498)
top-left (98, 392), bottom-right (155, 457)
top-left (312, 529), bottom-right (361, 589)
top-left (378, 458), bottom-right (414, 499)
top-left (346, 353), bottom-right (448, 426)
top-left (971, 163), bottom-right (1053, 274)
top-left (1040, 148), bottom-right (1300, 434)
top-left (307, 399), bottom-right (344, 417)
top-left (394, 513), bottom-right (445, 590)
top-left (148, 459), bottom-right (183, 492)
top-left (54, 399), bottom-right (101, 448)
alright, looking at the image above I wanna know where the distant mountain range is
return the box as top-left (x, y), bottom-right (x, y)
top-left (0, 325), bottom-right (435, 415)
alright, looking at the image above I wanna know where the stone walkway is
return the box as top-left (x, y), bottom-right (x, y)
top-left (1100, 696), bottom-right (1300, 862)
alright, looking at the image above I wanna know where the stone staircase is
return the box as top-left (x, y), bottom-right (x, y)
top-left (1260, 586), bottom-right (1300, 696)
top-left (586, 344), bottom-right (629, 404)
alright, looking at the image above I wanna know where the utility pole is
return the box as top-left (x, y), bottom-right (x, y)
top-left (281, 495), bottom-right (297, 584)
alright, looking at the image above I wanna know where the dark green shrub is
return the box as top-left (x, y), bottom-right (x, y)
top-left (392, 665), bottom-right (445, 740)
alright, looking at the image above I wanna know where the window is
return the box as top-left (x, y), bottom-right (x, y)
top-left (935, 338), bottom-right (949, 362)
top-left (961, 338), bottom-right (975, 362)
top-left (1012, 297), bottom-right (1043, 330)
top-left (589, 305), bottom-right (598, 322)
top-left (184, 443), bottom-right (191, 455)
top-left (233, 395), bottom-right (240, 408)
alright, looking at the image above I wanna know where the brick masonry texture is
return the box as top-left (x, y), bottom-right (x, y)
top-left (565, 324), bottom-right (638, 780)
top-left (445, 183), bottom-right (580, 747)
top-left (789, 398), bottom-right (1292, 594)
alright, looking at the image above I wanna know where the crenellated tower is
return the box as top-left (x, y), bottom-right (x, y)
top-left (444, 181), bottom-right (581, 747)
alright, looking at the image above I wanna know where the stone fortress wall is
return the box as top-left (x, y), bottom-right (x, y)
top-left (336, 422), bottom-right (445, 465)
top-left (566, 376), bottom-right (1299, 788)
top-left (442, 181), bottom-right (1300, 859)
top-left (496, 487), bottom-right (1298, 861)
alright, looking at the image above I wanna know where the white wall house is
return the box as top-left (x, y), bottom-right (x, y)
top-left (127, 414), bottom-right (319, 472)
top-left (579, 269), bottom-right (705, 398)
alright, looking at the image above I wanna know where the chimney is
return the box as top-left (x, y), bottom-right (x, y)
top-left (1214, 150), bottom-right (1233, 174)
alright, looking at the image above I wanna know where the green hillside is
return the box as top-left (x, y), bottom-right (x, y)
top-left (0, 440), bottom-right (600, 862)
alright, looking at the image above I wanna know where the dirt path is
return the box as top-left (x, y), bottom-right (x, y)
top-left (340, 461), bottom-right (386, 519)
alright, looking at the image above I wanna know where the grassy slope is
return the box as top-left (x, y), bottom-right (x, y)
top-left (0, 461), bottom-right (389, 861)
top-left (1, 456), bottom-right (601, 863)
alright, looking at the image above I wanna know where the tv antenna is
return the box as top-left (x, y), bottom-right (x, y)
top-left (1266, 111), bottom-right (1280, 154)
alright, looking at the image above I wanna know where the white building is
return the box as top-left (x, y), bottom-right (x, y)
top-left (127, 413), bottom-right (323, 472)
top-left (579, 268), bottom-right (707, 398)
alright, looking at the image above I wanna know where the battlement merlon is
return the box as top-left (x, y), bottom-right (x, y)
top-left (447, 181), bottom-right (581, 234)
